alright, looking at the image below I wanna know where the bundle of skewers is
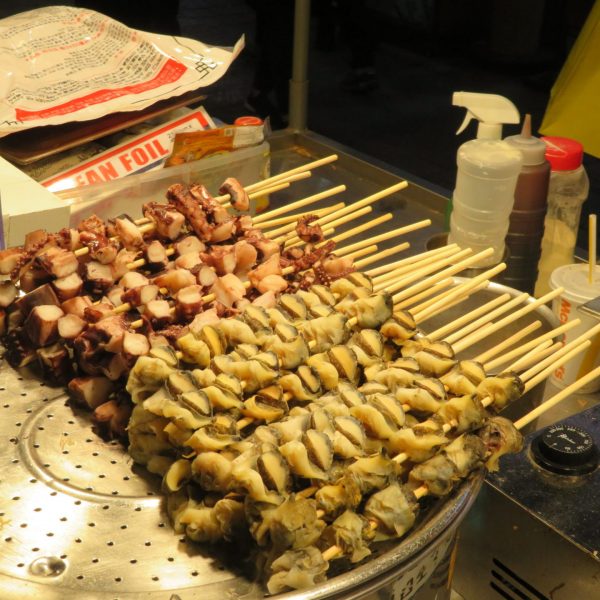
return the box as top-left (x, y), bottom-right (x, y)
top-left (0, 154), bottom-right (597, 594)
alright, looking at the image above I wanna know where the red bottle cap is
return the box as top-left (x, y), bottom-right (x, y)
top-left (234, 116), bottom-right (263, 126)
top-left (541, 136), bottom-right (584, 171)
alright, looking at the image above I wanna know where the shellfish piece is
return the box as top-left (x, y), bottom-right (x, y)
top-left (257, 450), bottom-right (291, 494)
top-left (364, 483), bottom-right (419, 539)
top-left (278, 373), bottom-right (319, 402)
top-left (278, 293), bottom-right (308, 321)
top-left (176, 333), bottom-right (211, 367)
top-left (321, 510), bottom-right (374, 563)
top-left (334, 415), bottom-right (367, 448)
top-left (476, 372), bottom-right (525, 412)
top-left (315, 474), bottom-right (362, 519)
top-left (166, 370), bottom-right (198, 396)
top-left (352, 328), bottom-right (385, 359)
top-left (386, 428), bottom-right (448, 463)
top-left (126, 355), bottom-right (175, 404)
top-left (162, 458), bottom-right (192, 492)
top-left (340, 292), bottom-right (394, 329)
top-left (148, 345), bottom-right (179, 368)
top-left (197, 324), bottom-right (226, 357)
top-left (328, 345), bottom-right (360, 384)
top-left (266, 307), bottom-right (294, 327)
top-left (231, 343), bottom-right (259, 360)
top-left (185, 424), bottom-right (241, 452)
top-left (310, 284), bottom-right (337, 306)
top-left (411, 348), bottom-right (456, 377)
top-left (242, 304), bottom-right (272, 331)
top-left (263, 330), bottom-right (309, 370)
top-left (415, 377), bottom-right (446, 401)
top-left (444, 434), bottom-right (486, 477)
top-left (243, 394), bottom-right (288, 423)
top-left (279, 440), bottom-right (328, 480)
top-left (307, 303), bottom-right (335, 319)
top-left (304, 429), bottom-right (334, 471)
top-left (348, 453), bottom-right (396, 493)
top-left (358, 381), bottom-right (388, 396)
top-left (203, 385), bottom-right (244, 412)
top-left (367, 394), bottom-right (406, 427)
top-left (271, 414), bottom-right (311, 443)
top-left (306, 354), bottom-right (339, 390)
top-left (216, 318), bottom-right (258, 347)
top-left (215, 372), bottom-right (243, 397)
top-left (302, 313), bottom-right (350, 354)
top-left (409, 453), bottom-right (459, 496)
top-left (338, 381), bottom-right (366, 408)
top-left (477, 415), bottom-right (524, 472)
top-left (192, 451), bottom-right (233, 492)
top-left (436, 394), bottom-right (487, 433)
top-left (379, 311), bottom-right (417, 344)
top-left (350, 404), bottom-right (398, 440)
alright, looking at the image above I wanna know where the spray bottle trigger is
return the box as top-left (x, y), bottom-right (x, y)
top-left (456, 111), bottom-right (474, 135)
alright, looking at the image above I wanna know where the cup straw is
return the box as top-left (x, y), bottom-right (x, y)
top-left (590, 214), bottom-right (597, 285)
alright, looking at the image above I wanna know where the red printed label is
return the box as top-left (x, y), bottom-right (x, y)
top-left (15, 58), bottom-right (187, 122)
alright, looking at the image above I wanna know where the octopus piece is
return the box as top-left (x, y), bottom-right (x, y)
top-left (144, 240), bottom-right (169, 272)
top-left (296, 215), bottom-right (324, 244)
top-left (61, 295), bottom-right (92, 319)
top-left (143, 201), bottom-right (186, 240)
top-left (219, 177), bottom-right (250, 212)
top-left (35, 246), bottom-right (79, 279)
top-left (85, 315), bottom-right (128, 353)
top-left (93, 398), bottom-right (132, 438)
top-left (175, 235), bottom-right (205, 257)
top-left (119, 271), bottom-right (149, 290)
top-left (320, 254), bottom-right (355, 281)
top-left (154, 269), bottom-right (196, 295)
top-left (23, 304), bottom-right (64, 347)
top-left (201, 245), bottom-right (236, 275)
top-left (210, 273), bottom-right (246, 308)
top-left (0, 247), bottom-right (27, 275)
top-left (112, 217), bottom-right (143, 251)
top-left (68, 376), bottom-right (115, 410)
top-left (57, 227), bottom-right (81, 251)
top-left (77, 214), bottom-right (106, 237)
top-left (233, 240), bottom-right (258, 275)
top-left (57, 313), bottom-right (87, 340)
top-left (122, 331), bottom-right (150, 359)
top-left (37, 343), bottom-right (72, 382)
top-left (112, 249), bottom-right (138, 279)
top-left (247, 254), bottom-right (281, 289)
top-left (79, 231), bottom-right (118, 265)
top-left (84, 261), bottom-right (115, 294)
top-left (197, 265), bottom-right (217, 288)
top-left (167, 184), bottom-right (212, 241)
top-left (121, 284), bottom-right (159, 308)
top-left (0, 281), bottom-right (18, 308)
top-left (52, 272), bottom-right (84, 301)
top-left (175, 252), bottom-right (202, 271)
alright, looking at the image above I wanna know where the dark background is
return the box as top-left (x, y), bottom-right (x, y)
top-left (3, 0), bottom-right (600, 250)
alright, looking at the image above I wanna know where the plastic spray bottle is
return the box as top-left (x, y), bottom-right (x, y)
top-left (448, 92), bottom-right (523, 267)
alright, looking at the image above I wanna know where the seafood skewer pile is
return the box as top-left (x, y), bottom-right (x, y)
top-left (123, 270), bottom-right (550, 592)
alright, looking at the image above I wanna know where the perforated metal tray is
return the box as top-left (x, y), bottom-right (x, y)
top-left (0, 358), bottom-right (482, 600)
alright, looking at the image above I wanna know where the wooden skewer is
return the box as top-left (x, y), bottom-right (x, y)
top-left (409, 269), bottom-right (496, 316)
top-left (248, 154), bottom-right (337, 194)
top-left (484, 320), bottom-right (580, 371)
top-left (394, 248), bottom-right (494, 308)
top-left (475, 321), bottom-right (543, 364)
top-left (338, 220), bottom-right (429, 258)
top-left (323, 214), bottom-right (394, 249)
top-left (414, 279), bottom-right (492, 323)
top-left (356, 244), bottom-right (411, 270)
top-left (426, 293), bottom-right (511, 341)
top-left (506, 340), bottom-right (557, 372)
top-left (522, 340), bottom-right (592, 390)
top-left (521, 321), bottom-right (600, 386)
top-left (368, 245), bottom-right (459, 280)
top-left (373, 245), bottom-right (461, 289)
top-left (452, 287), bottom-right (565, 354)
top-left (256, 203), bottom-right (344, 230)
top-left (253, 185), bottom-right (346, 231)
top-left (387, 248), bottom-right (474, 298)
top-left (392, 278), bottom-right (455, 309)
top-left (442, 292), bottom-right (529, 345)
top-left (516, 364), bottom-right (600, 430)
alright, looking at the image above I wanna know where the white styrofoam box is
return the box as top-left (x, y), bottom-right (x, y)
top-left (0, 157), bottom-right (69, 247)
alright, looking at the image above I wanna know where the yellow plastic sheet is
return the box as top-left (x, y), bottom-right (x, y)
top-left (541, 1), bottom-right (600, 158)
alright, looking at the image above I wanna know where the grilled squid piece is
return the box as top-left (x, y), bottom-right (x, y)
top-left (364, 483), bottom-right (419, 540)
top-left (320, 510), bottom-right (374, 563)
top-left (476, 372), bottom-right (524, 412)
top-left (266, 546), bottom-right (329, 594)
top-left (478, 416), bottom-right (523, 472)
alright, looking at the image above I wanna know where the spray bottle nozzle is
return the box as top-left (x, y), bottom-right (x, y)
top-left (452, 91), bottom-right (520, 140)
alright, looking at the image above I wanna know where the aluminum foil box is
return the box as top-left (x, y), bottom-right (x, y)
top-left (0, 157), bottom-right (69, 247)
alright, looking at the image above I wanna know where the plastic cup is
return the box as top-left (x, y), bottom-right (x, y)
top-left (549, 263), bottom-right (600, 393)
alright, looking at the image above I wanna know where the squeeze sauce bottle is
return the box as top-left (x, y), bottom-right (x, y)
top-left (502, 114), bottom-right (551, 293)
top-left (448, 92), bottom-right (523, 268)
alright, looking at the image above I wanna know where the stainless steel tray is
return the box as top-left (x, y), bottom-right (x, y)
top-left (0, 358), bottom-right (481, 600)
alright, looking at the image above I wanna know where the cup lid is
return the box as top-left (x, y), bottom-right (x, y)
top-left (550, 263), bottom-right (600, 303)
top-left (542, 136), bottom-right (584, 171)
